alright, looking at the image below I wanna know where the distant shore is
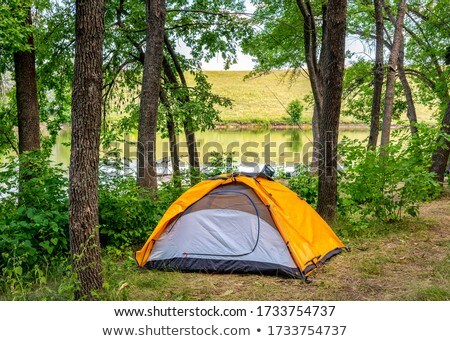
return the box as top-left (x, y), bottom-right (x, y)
top-left (215, 121), bottom-right (381, 131)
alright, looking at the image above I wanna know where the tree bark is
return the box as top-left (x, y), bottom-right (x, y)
top-left (368, 0), bottom-right (384, 149)
top-left (316, 0), bottom-right (347, 222)
top-left (380, 0), bottom-right (407, 153)
top-left (137, 0), bottom-right (166, 190)
top-left (159, 88), bottom-right (181, 187)
top-left (164, 35), bottom-right (200, 180)
top-left (311, 103), bottom-right (320, 169)
top-left (69, 0), bottom-right (105, 299)
top-left (13, 9), bottom-right (40, 154)
top-left (183, 120), bottom-right (200, 177)
top-left (398, 35), bottom-right (418, 136)
top-left (295, 0), bottom-right (323, 116)
top-left (430, 98), bottom-right (450, 183)
top-left (384, 4), bottom-right (418, 136)
top-left (295, 1), bottom-right (325, 170)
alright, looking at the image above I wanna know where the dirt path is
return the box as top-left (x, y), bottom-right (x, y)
top-left (128, 196), bottom-right (449, 301)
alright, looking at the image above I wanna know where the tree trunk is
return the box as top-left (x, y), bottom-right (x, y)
top-left (295, 1), bottom-right (325, 171)
top-left (316, 0), bottom-right (347, 222)
top-left (137, 0), bottom-right (166, 190)
top-left (160, 89), bottom-right (181, 187)
top-left (430, 98), bottom-right (450, 183)
top-left (184, 121), bottom-right (200, 181)
top-left (311, 103), bottom-right (320, 169)
top-left (69, 0), bottom-right (105, 300)
top-left (164, 35), bottom-right (200, 181)
top-left (398, 36), bottom-right (418, 135)
top-left (380, 0), bottom-right (407, 153)
top-left (368, 0), bottom-right (384, 149)
top-left (13, 9), bottom-right (40, 154)
top-left (384, 3), bottom-right (418, 137)
top-left (295, 0), bottom-right (323, 116)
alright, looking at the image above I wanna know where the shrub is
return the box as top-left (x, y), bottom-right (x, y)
top-left (288, 164), bottom-right (318, 207)
top-left (287, 99), bottom-right (303, 126)
top-left (0, 153), bottom-right (70, 293)
top-left (98, 169), bottom-right (185, 249)
top-left (202, 151), bottom-right (237, 177)
top-left (338, 125), bottom-right (441, 224)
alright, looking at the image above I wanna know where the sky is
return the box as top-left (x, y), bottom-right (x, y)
top-left (179, 1), bottom-right (368, 71)
top-left (199, 37), bottom-right (367, 71)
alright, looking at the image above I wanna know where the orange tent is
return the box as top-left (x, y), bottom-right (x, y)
top-left (136, 173), bottom-right (345, 279)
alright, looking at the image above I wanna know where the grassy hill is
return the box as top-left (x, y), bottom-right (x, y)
top-left (186, 70), bottom-right (314, 124)
top-left (186, 70), bottom-right (434, 126)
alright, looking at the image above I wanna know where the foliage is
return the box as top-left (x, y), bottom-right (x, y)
top-left (342, 59), bottom-right (407, 123)
top-left (97, 248), bottom-right (137, 301)
top-left (201, 151), bottom-right (237, 177)
top-left (0, 89), bottom-right (18, 156)
top-left (286, 99), bottom-right (303, 125)
top-left (167, 0), bottom-right (251, 69)
top-left (338, 125), bottom-right (441, 227)
top-left (288, 164), bottom-right (318, 207)
top-left (0, 0), bottom-right (34, 55)
top-left (158, 71), bottom-right (232, 137)
top-left (242, 0), bottom-right (307, 73)
top-left (35, 0), bottom-right (74, 148)
top-left (0, 152), bottom-right (70, 293)
top-left (98, 165), bottom-right (185, 249)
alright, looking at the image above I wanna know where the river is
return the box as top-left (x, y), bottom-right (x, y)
top-left (51, 127), bottom-right (369, 174)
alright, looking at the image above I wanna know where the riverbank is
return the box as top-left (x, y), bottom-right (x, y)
top-left (215, 121), bottom-right (369, 131)
top-left (214, 120), bottom-right (413, 131)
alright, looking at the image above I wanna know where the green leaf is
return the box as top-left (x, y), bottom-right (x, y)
top-left (14, 266), bottom-right (23, 276)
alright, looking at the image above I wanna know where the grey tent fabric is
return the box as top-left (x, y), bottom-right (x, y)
top-left (150, 209), bottom-right (296, 269)
top-left (185, 183), bottom-right (276, 228)
top-left (145, 182), bottom-right (302, 278)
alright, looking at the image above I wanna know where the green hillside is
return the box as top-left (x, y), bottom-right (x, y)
top-left (186, 70), bottom-right (434, 126)
top-left (186, 70), bottom-right (313, 124)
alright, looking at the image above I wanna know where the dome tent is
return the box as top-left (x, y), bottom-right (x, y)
top-left (135, 172), bottom-right (345, 279)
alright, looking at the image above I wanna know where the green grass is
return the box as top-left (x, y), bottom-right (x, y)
top-left (185, 70), bottom-right (435, 125)
top-left (186, 70), bottom-right (313, 124)
top-left (414, 286), bottom-right (450, 301)
top-left (2, 190), bottom-right (448, 302)
top-left (101, 196), bottom-right (447, 301)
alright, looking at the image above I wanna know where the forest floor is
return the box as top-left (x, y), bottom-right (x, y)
top-left (125, 191), bottom-right (449, 301)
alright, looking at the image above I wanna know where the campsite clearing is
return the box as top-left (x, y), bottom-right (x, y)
top-left (126, 193), bottom-right (449, 301)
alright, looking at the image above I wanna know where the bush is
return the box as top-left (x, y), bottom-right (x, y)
top-left (202, 151), bottom-right (237, 177)
top-left (0, 153), bottom-right (70, 293)
top-left (0, 152), bottom-right (185, 298)
top-left (287, 99), bottom-right (303, 126)
top-left (338, 125), bottom-right (441, 224)
top-left (98, 169), bottom-right (185, 249)
top-left (288, 164), bottom-right (318, 207)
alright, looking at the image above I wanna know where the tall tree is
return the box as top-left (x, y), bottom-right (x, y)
top-left (380, 0), bottom-right (407, 152)
top-left (397, 37), bottom-right (418, 135)
top-left (164, 35), bottom-right (200, 181)
top-left (295, 0), bottom-right (327, 168)
top-left (316, 0), bottom-right (347, 222)
top-left (430, 99), bottom-right (450, 183)
top-left (159, 87), bottom-right (181, 187)
top-left (14, 8), bottom-right (40, 154)
top-left (368, 0), bottom-right (384, 149)
top-left (137, 0), bottom-right (166, 190)
top-left (384, 3), bottom-right (418, 136)
top-left (69, 0), bottom-right (105, 299)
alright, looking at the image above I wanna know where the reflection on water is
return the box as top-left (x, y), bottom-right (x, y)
top-left (51, 128), bottom-right (369, 172)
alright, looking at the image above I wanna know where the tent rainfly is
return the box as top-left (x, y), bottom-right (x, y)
top-left (135, 172), bottom-right (346, 279)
